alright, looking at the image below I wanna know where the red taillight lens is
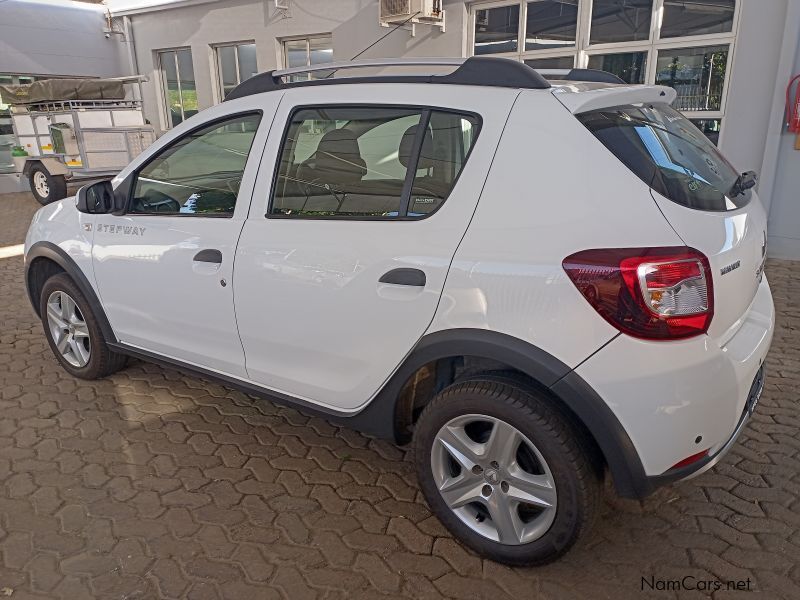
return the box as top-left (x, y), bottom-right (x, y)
top-left (563, 247), bottom-right (714, 340)
top-left (670, 449), bottom-right (709, 470)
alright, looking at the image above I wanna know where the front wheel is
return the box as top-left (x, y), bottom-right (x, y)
top-left (40, 273), bottom-right (127, 379)
top-left (29, 165), bottom-right (67, 205)
top-left (414, 378), bottom-right (601, 566)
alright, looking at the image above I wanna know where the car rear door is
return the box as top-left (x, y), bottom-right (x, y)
top-left (233, 84), bottom-right (516, 412)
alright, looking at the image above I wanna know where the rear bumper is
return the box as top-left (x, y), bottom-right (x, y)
top-left (576, 275), bottom-right (774, 492)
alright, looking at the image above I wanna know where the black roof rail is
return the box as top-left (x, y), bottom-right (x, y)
top-left (224, 56), bottom-right (551, 101)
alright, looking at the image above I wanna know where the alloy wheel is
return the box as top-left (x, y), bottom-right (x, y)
top-left (46, 290), bottom-right (91, 367)
top-left (431, 413), bottom-right (557, 545)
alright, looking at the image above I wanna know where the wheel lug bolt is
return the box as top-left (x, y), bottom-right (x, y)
top-left (471, 465), bottom-right (483, 475)
top-left (481, 484), bottom-right (492, 497)
top-left (490, 460), bottom-right (499, 469)
top-left (500, 481), bottom-right (509, 493)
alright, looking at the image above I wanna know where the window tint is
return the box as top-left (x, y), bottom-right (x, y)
top-left (271, 107), bottom-right (480, 219)
top-left (524, 56), bottom-right (574, 70)
top-left (579, 104), bottom-right (749, 211)
top-left (130, 113), bottom-right (261, 216)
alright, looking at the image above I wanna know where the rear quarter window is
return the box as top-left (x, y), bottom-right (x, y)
top-left (578, 104), bottom-right (751, 212)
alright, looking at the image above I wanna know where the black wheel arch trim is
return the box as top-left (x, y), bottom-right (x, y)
top-left (351, 328), bottom-right (652, 499)
top-left (25, 241), bottom-right (117, 344)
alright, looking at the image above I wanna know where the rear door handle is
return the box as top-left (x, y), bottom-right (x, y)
top-left (379, 268), bottom-right (426, 287)
top-left (193, 249), bottom-right (222, 264)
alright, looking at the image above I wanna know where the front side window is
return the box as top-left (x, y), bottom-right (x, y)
top-left (579, 104), bottom-right (749, 211)
top-left (216, 42), bottom-right (258, 99)
top-left (271, 106), bottom-right (480, 219)
top-left (159, 48), bottom-right (197, 128)
top-left (283, 36), bottom-right (333, 81)
top-left (130, 113), bottom-right (261, 216)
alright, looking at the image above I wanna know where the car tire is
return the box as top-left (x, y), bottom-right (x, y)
top-left (414, 376), bottom-right (601, 566)
top-left (39, 273), bottom-right (127, 380)
top-left (29, 165), bottom-right (67, 205)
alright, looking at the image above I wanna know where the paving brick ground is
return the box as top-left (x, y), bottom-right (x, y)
top-left (0, 191), bottom-right (798, 599)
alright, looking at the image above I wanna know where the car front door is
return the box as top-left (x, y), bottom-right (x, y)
top-left (92, 105), bottom-right (273, 377)
top-left (233, 85), bottom-right (516, 411)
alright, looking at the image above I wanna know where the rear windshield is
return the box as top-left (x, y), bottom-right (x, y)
top-left (578, 104), bottom-right (751, 211)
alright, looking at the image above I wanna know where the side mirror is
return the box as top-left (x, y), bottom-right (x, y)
top-left (76, 180), bottom-right (116, 214)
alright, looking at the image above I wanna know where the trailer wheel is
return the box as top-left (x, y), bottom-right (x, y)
top-left (29, 165), bottom-right (67, 205)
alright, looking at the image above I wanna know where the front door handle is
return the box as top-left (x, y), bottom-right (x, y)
top-left (193, 249), bottom-right (222, 264)
top-left (379, 268), bottom-right (426, 287)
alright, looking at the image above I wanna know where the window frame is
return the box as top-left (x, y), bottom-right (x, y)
top-left (280, 34), bottom-right (334, 78)
top-left (212, 40), bottom-right (257, 103)
top-left (467, 0), bottom-right (742, 144)
top-left (156, 47), bottom-right (197, 131)
top-left (266, 103), bottom-right (483, 222)
top-left (124, 110), bottom-right (264, 219)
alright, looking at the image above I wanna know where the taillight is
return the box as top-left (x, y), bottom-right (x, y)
top-left (562, 247), bottom-right (714, 340)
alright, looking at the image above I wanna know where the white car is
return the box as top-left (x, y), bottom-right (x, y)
top-left (24, 57), bottom-right (774, 565)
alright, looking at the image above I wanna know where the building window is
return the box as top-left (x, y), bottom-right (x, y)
top-left (470, 0), bottom-right (739, 144)
top-left (525, 0), bottom-right (578, 50)
top-left (283, 36), bottom-right (333, 80)
top-left (589, 0), bottom-right (653, 44)
top-left (474, 4), bottom-right (520, 55)
top-left (661, 0), bottom-right (735, 39)
top-left (158, 48), bottom-right (197, 128)
top-left (587, 51), bottom-right (647, 84)
top-left (215, 42), bottom-right (258, 100)
top-left (655, 45), bottom-right (729, 112)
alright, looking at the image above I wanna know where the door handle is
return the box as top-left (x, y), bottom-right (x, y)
top-left (379, 268), bottom-right (426, 287)
top-left (193, 249), bottom-right (222, 264)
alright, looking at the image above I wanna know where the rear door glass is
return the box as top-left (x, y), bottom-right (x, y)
top-left (578, 104), bottom-right (751, 211)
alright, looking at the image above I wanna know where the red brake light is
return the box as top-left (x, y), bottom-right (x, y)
top-left (562, 247), bottom-right (714, 340)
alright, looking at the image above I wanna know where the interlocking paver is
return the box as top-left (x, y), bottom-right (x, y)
top-left (1, 191), bottom-right (799, 598)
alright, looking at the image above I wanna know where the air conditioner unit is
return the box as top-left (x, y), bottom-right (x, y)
top-left (380, 0), bottom-right (444, 27)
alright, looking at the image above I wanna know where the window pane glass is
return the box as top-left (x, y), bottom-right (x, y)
top-left (285, 40), bottom-right (308, 68)
top-left (308, 36), bottom-right (334, 79)
top-left (690, 118), bottom-right (722, 146)
top-left (588, 51), bottom-right (647, 84)
top-left (474, 5), bottom-right (520, 55)
top-left (159, 51), bottom-right (183, 127)
top-left (408, 111), bottom-right (480, 216)
top-left (661, 0), bottom-right (735, 38)
top-left (655, 45), bottom-right (728, 112)
top-left (132, 113), bottom-right (261, 215)
top-left (217, 45), bottom-right (238, 99)
top-left (590, 0), bottom-right (653, 44)
top-left (177, 49), bottom-right (197, 121)
top-left (579, 104), bottom-right (748, 211)
top-left (524, 55), bottom-right (575, 69)
top-left (272, 107), bottom-right (421, 217)
top-left (526, 0), bottom-right (578, 50)
top-left (237, 43), bottom-right (258, 83)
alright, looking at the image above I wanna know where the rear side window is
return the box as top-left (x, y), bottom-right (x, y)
top-left (270, 106), bottom-right (480, 218)
top-left (578, 104), bottom-right (751, 212)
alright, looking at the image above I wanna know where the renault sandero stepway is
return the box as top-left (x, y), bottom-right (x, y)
top-left (24, 57), bottom-right (774, 565)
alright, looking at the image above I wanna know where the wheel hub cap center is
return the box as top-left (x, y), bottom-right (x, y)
top-left (484, 469), bottom-right (500, 485)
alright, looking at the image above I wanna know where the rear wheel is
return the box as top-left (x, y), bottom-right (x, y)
top-left (414, 378), bottom-right (601, 566)
top-left (29, 165), bottom-right (67, 205)
top-left (40, 273), bottom-right (127, 379)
